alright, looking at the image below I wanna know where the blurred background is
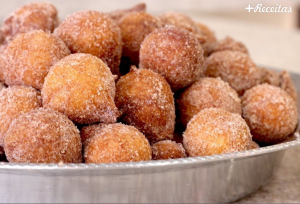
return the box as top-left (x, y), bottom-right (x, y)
top-left (1, 0), bottom-right (300, 72)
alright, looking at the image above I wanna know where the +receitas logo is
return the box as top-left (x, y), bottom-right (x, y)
top-left (245, 4), bottom-right (292, 13)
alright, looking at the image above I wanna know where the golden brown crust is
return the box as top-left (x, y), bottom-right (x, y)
top-left (3, 30), bottom-right (70, 90)
top-left (80, 124), bottom-right (108, 147)
top-left (84, 123), bottom-right (152, 163)
top-left (54, 10), bottom-right (122, 76)
top-left (152, 140), bottom-right (186, 160)
top-left (248, 140), bottom-right (260, 150)
top-left (139, 26), bottom-right (204, 91)
top-left (4, 108), bottom-right (82, 163)
top-left (118, 12), bottom-right (162, 68)
top-left (116, 67), bottom-right (175, 143)
top-left (242, 84), bottom-right (298, 144)
top-left (42, 53), bottom-right (119, 124)
top-left (0, 86), bottom-right (42, 147)
top-left (0, 2), bottom-right (59, 43)
top-left (183, 108), bottom-right (251, 157)
top-left (108, 3), bottom-right (146, 23)
top-left (204, 50), bottom-right (261, 95)
top-left (177, 77), bottom-right (242, 127)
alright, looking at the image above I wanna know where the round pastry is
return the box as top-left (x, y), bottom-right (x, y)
top-left (248, 141), bottom-right (260, 150)
top-left (54, 10), bottom-right (122, 76)
top-left (42, 53), bottom-right (119, 124)
top-left (139, 26), bottom-right (204, 91)
top-left (3, 30), bottom-right (70, 90)
top-left (4, 108), bottom-right (82, 163)
top-left (212, 36), bottom-right (248, 54)
top-left (183, 108), bottom-right (252, 157)
top-left (0, 45), bottom-right (7, 82)
top-left (279, 70), bottom-right (297, 102)
top-left (118, 11), bottom-right (162, 73)
top-left (108, 3), bottom-right (146, 23)
top-left (242, 84), bottom-right (298, 144)
top-left (196, 22), bottom-right (217, 56)
top-left (151, 140), bottom-right (186, 160)
top-left (84, 123), bottom-right (152, 163)
top-left (0, 2), bottom-right (59, 43)
top-left (80, 123), bottom-right (107, 146)
top-left (177, 77), bottom-right (242, 127)
top-left (259, 67), bottom-right (280, 87)
top-left (0, 86), bottom-right (42, 147)
top-left (204, 50), bottom-right (261, 95)
top-left (115, 67), bottom-right (175, 143)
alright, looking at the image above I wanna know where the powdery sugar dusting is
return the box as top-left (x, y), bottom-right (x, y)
top-left (139, 25), bottom-right (204, 91)
top-left (42, 53), bottom-right (119, 124)
top-left (204, 50), bottom-right (261, 95)
top-left (80, 123), bottom-right (108, 146)
top-left (116, 68), bottom-right (175, 143)
top-left (0, 2), bottom-right (59, 43)
top-left (0, 45), bottom-right (6, 82)
top-left (151, 140), bottom-right (186, 160)
top-left (242, 84), bottom-right (298, 144)
top-left (212, 36), bottom-right (248, 54)
top-left (84, 123), bottom-right (152, 163)
top-left (177, 77), bottom-right (242, 127)
top-left (108, 3), bottom-right (146, 23)
top-left (4, 108), bottom-right (82, 163)
top-left (183, 108), bottom-right (252, 157)
top-left (54, 10), bottom-right (122, 76)
top-left (0, 86), bottom-right (42, 147)
top-left (3, 30), bottom-right (70, 90)
top-left (196, 22), bottom-right (217, 56)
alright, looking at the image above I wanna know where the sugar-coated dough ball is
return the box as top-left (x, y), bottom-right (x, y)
top-left (183, 108), bottom-right (252, 156)
top-left (4, 108), bottom-right (82, 163)
top-left (212, 36), bottom-right (248, 54)
top-left (205, 50), bottom-right (261, 95)
top-left (152, 140), bottom-right (186, 160)
top-left (42, 53), bottom-right (119, 124)
top-left (0, 2), bottom-right (59, 43)
top-left (177, 77), bottom-right (241, 127)
top-left (139, 26), bottom-right (204, 91)
top-left (84, 123), bottom-right (152, 163)
top-left (80, 124), bottom-right (107, 146)
top-left (54, 10), bottom-right (122, 76)
top-left (116, 67), bottom-right (175, 143)
top-left (3, 30), bottom-right (70, 90)
top-left (108, 3), bottom-right (146, 23)
top-left (196, 22), bottom-right (217, 56)
top-left (242, 84), bottom-right (298, 144)
top-left (0, 86), bottom-right (42, 147)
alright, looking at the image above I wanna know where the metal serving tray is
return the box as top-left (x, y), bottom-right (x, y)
top-left (0, 71), bottom-right (299, 203)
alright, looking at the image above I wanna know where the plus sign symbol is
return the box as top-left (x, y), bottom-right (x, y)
top-left (245, 4), bottom-right (254, 12)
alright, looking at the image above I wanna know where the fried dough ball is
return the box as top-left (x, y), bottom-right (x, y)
top-left (0, 45), bottom-right (6, 82)
top-left (42, 53), bottom-right (119, 124)
top-left (248, 141), bottom-right (260, 150)
top-left (116, 67), bottom-right (175, 143)
top-left (183, 108), bottom-right (252, 157)
top-left (0, 2), bottom-right (59, 43)
top-left (4, 108), bottom-right (82, 163)
top-left (152, 140), bottom-right (186, 160)
top-left (177, 77), bottom-right (242, 127)
top-left (0, 86), bottom-right (42, 147)
top-left (108, 3), bottom-right (146, 23)
top-left (196, 22), bottom-right (217, 56)
top-left (84, 123), bottom-right (152, 163)
top-left (118, 12), bottom-right (162, 72)
top-left (80, 124), bottom-right (107, 146)
top-left (205, 50), bottom-right (261, 95)
top-left (3, 30), bottom-right (70, 90)
top-left (139, 26), bottom-right (204, 91)
top-left (259, 67), bottom-right (280, 87)
top-left (279, 71), bottom-right (297, 102)
top-left (242, 84), bottom-right (298, 145)
top-left (54, 10), bottom-right (122, 76)
top-left (212, 36), bottom-right (248, 55)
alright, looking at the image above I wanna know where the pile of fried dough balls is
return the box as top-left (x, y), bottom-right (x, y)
top-left (0, 2), bottom-right (298, 164)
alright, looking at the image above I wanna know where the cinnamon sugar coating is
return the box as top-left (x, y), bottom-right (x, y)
top-left (183, 108), bottom-right (251, 157)
top-left (54, 10), bottom-right (122, 76)
top-left (248, 140), bottom-right (260, 150)
top-left (42, 53), bottom-right (119, 124)
top-left (3, 30), bottom-right (70, 90)
top-left (84, 123), bottom-right (151, 163)
top-left (118, 12), bottom-right (162, 71)
top-left (0, 45), bottom-right (6, 82)
top-left (80, 123), bottom-right (108, 147)
top-left (0, 2), bottom-right (59, 43)
top-left (4, 108), bottom-right (82, 163)
top-left (242, 84), bottom-right (298, 145)
top-left (212, 36), bottom-right (248, 55)
top-left (139, 26), bottom-right (204, 91)
top-left (177, 77), bottom-right (242, 127)
top-left (279, 71), bottom-right (297, 102)
top-left (205, 50), bottom-right (261, 95)
top-left (0, 86), bottom-right (42, 147)
top-left (152, 140), bottom-right (186, 160)
top-left (116, 67), bottom-right (175, 143)
top-left (196, 22), bottom-right (217, 56)
top-left (108, 3), bottom-right (146, 23)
